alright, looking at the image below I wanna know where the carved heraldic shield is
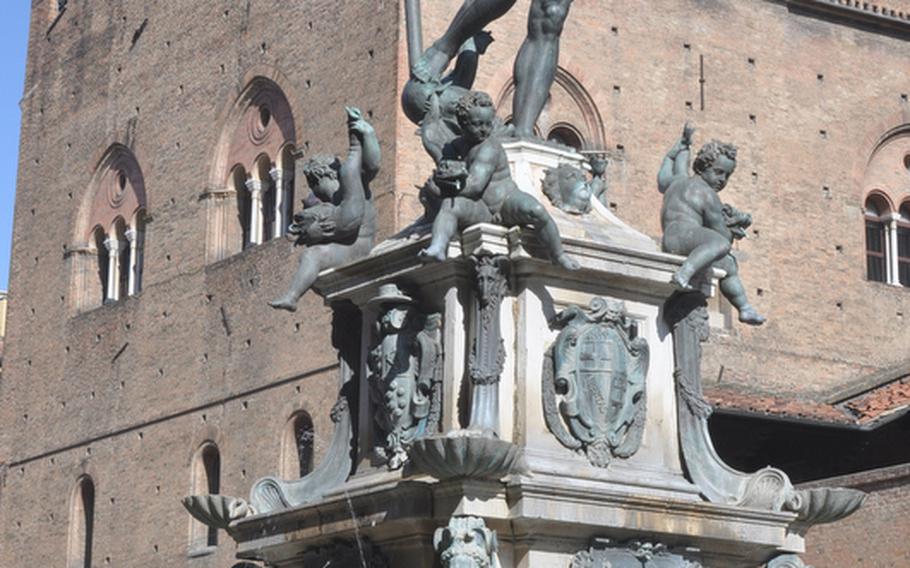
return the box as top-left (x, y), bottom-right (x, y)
top-left (543, 298), bottom-right (649, 467)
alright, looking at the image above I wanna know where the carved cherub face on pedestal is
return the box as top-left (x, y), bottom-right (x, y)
top-left (693, 141), bottom-right (737, 192)
top-left (542, 164), bottom-right (593, 214)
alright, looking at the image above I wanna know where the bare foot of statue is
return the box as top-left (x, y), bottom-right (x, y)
top-left (738, 305), bottom-right (766, 326)
top-left (418, 246), bottom-right (447, 263)
top-left (268, 297), bottom-right (299, 313)
top-left (671, 271), bottom-right (695, 291)
top-left (412, 45), bottom-right (447, 83)
top-left (556, 252), bottom-right (581, 271)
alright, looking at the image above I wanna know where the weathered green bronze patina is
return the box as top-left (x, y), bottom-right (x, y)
top-left (658, 123), bottom-right (766, 325)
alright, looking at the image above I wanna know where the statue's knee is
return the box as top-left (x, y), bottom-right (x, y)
top-left (527, 202), bottom-right (548, 223)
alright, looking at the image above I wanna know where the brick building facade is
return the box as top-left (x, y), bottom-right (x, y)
top-left (1, 1), bottom-right (909, 566)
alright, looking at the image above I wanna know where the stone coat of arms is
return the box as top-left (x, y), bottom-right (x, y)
top-left (543, 298), bottom-right (650, 467)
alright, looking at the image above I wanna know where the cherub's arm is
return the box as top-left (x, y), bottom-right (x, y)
top-left (420, 94), bottom-right (451, 164)
top-left (356, 114), bottom-right (381, 182)
top-left (444, 32), bottom-right (493, 90)
top-left (459, 143), bottom-right (497, 199)
top-left (701, 189), bottom-right (733, 241)
top-left (658, 123), bottom-right (694, 194)
top-left (333, 108), bottom-right (369, 237)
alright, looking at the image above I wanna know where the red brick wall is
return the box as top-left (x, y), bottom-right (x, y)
top-left (802, 465), bottom-right (910, 568)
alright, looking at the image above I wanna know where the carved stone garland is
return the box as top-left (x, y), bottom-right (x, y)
top-left (543, 297), bottom-right (650, 467)
top-left (466, 254), bottom-right (508, 436)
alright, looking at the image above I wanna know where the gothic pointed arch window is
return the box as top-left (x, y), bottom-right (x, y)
top-left (865, 194), bottom-right (890, 283)
top-left (280, 412), bottom-right (315, 479)
top-left (188, 442), bottom-right (221, 553)
top-left (67, 476), bottom-right (94, 568)
top-left (70, 145), bottom-right (147, 311)
top-left (206, 77), bottom-right (297, 261)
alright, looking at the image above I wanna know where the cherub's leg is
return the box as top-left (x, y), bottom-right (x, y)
top-left (512, 0), bottom-right (573, 138)
top-left (415, 0), bottom-right (518, 81)
top-left (670, 228), bottom-right (731, 290)
top-left (269, 245), bottom-right (336, 311)
top-left (420, 198), bottom-right (491, 263)
top-left (501, 192), bottom-right (579, 270)
top-left (714, 255), bottom-right (765, 325)
top-left (419, 198), bottom-right (462, 263)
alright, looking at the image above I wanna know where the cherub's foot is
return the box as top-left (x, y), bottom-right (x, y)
top-left (269, 296), bottom-right (299, 312)
top-left (418, 246), bottom-right (447, 263)
top-left (738, 305), bottom-right (766, 326)
top-left (555, 253), bottom-right (581, 271)
top-left (671, 271), bottom-right (695, 291)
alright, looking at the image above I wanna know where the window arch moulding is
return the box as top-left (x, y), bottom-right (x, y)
top-left (206, 76), bottom-right (298, 262)
top-left (68, 145), bottom-right (147, 312)
top-left (860, 126), bottom-right (910, 288)
top-left (494, 65), bottom-right (606, 152)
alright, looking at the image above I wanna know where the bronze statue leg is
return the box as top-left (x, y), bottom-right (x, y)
top-left (512, 0), bottom-right (573, 138)
top-left (416, 0), bottom-right (518, 80)
top-left (420, 197), bottom-right (492, 263)
top-left (500, 191), bottom-right (579, 270)
top-left (270, 244), bottom-right (341, 312)
top-left (713, 254), bottom-right (765, 325)
top-left (665, 225), bottom-right (731, 289)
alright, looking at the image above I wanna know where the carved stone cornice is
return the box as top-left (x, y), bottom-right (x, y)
top-left (785, 0), bottom-right (910, 34)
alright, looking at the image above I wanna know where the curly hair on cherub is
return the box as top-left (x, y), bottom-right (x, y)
top-left (455, 91), bottom-right (495, 126)
top-left (693, 140), bottom-right (737, 174)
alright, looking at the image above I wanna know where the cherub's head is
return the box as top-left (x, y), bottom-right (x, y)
top-left (542, 164), bottom-right (592, 214)
top-left (455, 91), bottom-right (496, 144)
top-left (693, 141), bottom-right (737, 192)
top-left (301, 154), bottom-right (341, 202)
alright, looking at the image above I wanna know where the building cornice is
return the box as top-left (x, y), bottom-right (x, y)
top-left (785, 0), bottom-right (910, 34)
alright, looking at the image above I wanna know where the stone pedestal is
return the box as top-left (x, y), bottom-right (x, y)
top-left (213, 143), bottom-right (861, 568)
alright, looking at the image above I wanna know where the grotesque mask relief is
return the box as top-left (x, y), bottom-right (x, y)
top-left (572, 539), bottom-right (703, 568)
top-left (543, 297), bottom-right (650, 467)
top-left (542, 158), bottom-right (608, 215)
top-left (435, 516), bottom-right (499, 568)
top-left (368, 283), bottom-right (443, 470)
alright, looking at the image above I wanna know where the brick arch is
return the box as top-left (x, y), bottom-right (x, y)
top-left (209, 69), bottom-right (300, 188)
top-left (75, 144), bottom-right (146, 243)
top-left (849, 107), bottom-right (910, 194)
top-left (490, 61), bottom-right (607, 151)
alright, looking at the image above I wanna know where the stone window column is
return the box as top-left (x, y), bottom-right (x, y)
top-left (270, 167), bottom-right (286, 238)
top-left (104, 236), bottom-right (125, 302)
top-left (245, 178), bottom-right (264, 245)
top-left (887, 213), bottom-right (901, 286)
top-left (125, 228), bottom-right (143, 295)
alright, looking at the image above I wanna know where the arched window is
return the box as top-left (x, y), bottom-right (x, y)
top-left (280, 412), bottom-right (315, 479)
top-left (547, 124), bottom-right (585, 152)
top-left (72, 145), bottom-right (147, 310)
top-left (67, 476), bottom-right (94, 568)
top-left (207, 77), bottom-right (297, 260)
top-left (189, 443), bottom-right (221, 551)
top-left (898, 203), bottom-right (910, 286)
top-left (864, 194), bottom-right (890, 283)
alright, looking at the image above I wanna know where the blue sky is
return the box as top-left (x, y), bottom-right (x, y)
top-left (0, 3), bottom-right (30, 291)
